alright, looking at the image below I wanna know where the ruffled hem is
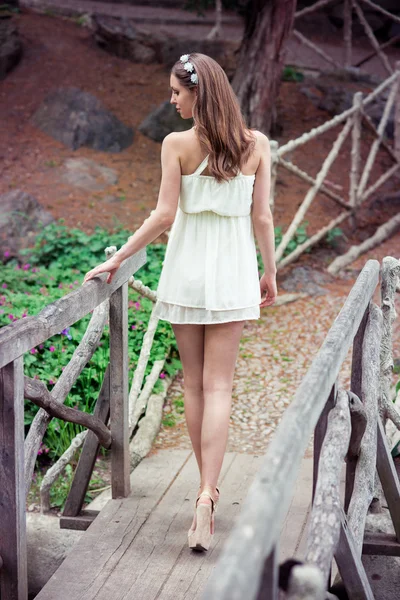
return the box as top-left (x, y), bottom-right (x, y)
top-left (153, 300), bottom-right (260, 325)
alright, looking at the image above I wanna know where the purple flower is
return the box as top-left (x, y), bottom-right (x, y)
top-left (134, 301), bottom-right (141, 309)
top-left (58, 283), bottom-right (63, 289)
top-left (22, 312), bottom-right (27, 318)
top-left (8, 314), bottom-right (14, 320)
top-left (160, 372), bottom-right (166, 379)
top-left (2, 283), bottom-right (7, 289)
top-left (49, 345), bottom-right (55, 352)
top-left (49, 379), bottom-right (54, 385)
top-left (3, 250), bottom-right (10, 258)
top-left (39, 344), bottom-right (44, 349)
top-left (61, 327), bottom-right (72, 340)
top-left (69, 284), bottom-right (73, 289)
top-left (22, 263), bottom-right (30, 271)
top-left (131, 324), bottom-right (137, 330)
top-left (30, 348), bottom-right (37, 354)
top-left (32, 267), bottom-right (38, 273)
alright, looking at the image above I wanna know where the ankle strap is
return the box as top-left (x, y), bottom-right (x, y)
top-left (196, 490), bottom-right (218, 512)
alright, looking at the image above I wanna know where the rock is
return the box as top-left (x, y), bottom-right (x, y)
top-left (26, 512), bottom-right (83, 598)
top-left (92, 14), bottom-right (239, 77)
top-left (31, 87), bottom-right (134, 152)
top-left (93, 15), bottom-right (166, 64)
top-left (0, 190), bottom-right (54, 261)
top-left (62, 158), bottom-right (118, 190)
top-left (0, 16), bottom-right (22, 80)
top-left (280, 266), bottom-right (333, 296)
top-left (139, 100), bottom-right (193, 142)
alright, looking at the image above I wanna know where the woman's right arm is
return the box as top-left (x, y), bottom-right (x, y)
top-left (83, 133), bottom-right (181, 284)
top-left (251, 133), bottom-right (277, 307)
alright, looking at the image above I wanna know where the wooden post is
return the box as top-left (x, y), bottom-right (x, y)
top-left (0, 359), bottom-right (28, 600)
top-left (346, 306), bottom-right (369, 511)
top-left (395, 62), bottom-right (400, 165)
top-left (349, 91), bottom-right (362, 212)
top-left (256, 546), bottom-right (278, 600)
top-left (62, 365), bottom-right (111, 518)
top-left (109, 283), bottom-right (130, 498)
top-left (269, 140), bottom-right (278, 214)
top-left (343, 0), bottom-right (352, 68)
top-left (335, 510), bottom-right (374, 599)
top-left (376, 417), bottom-right (400, 541)
top-left (313, 382), bottom-right (337, 503)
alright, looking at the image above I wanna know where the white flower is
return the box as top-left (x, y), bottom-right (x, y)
top-left (190, 73), bottom-right (198, 84)
top-left (180, 54), bottom-right (190, 64)
top-left (184, 61), bottom-right (194, 73)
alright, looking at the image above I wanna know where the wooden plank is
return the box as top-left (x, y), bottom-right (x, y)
top-left (346, 307), bottom-right (369, 511)
top-left (35, 449), bottom-right (192, 600)
top-left (203, 260), bottom-right (380, 600)
top-left (0, 359), bottom-right (28, 600)
top-left (376, 417), bottom-right (400, 541)
top-left (82, 451), bottom-right (238, 600)
top-left (335, 511), bottom-right (374, 600)
top-left (62, 365), bottom-right (110, 518)
top-left (0, 249), bottom-right (146, 368)
top-left (60, 510), bottom-right (100, 531)
top-left (363, 532), bottom-right (400, 556)
top-left (256, 546), bottom-right (278, 600)
top-left (109, 283), bottom-right (130, 499)
top-left (157, 453), bottom-right (261, 600)
top-left (280, 458), bottom-right (313, 562)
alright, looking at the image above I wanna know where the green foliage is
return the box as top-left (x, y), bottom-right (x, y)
top-left (282, 66), bottom-right (304, 83)
top-left (0, 3), bottom-right (20, 14)
top-left (28, 462), bottom-right (108, 510)
top-left (324, 227), bottom-right (344, 247)
top-left (1, 222), bottom-right (181, 460)
top-left (256, 223), bottom-right (309, 273)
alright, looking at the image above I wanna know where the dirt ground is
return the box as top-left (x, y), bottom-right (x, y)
top-left (1, 8), bottom-right (400, 270)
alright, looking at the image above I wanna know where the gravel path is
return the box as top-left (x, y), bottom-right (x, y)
top-left (154, 281), bottom-right (398, 454)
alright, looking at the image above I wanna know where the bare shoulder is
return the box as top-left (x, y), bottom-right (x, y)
top-left (163, 129), bottom-right (194, 150)
top-left (251, 130), bottom-right (271, 153)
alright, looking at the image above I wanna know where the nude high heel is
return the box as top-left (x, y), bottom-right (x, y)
top-left (188, 488), bottom-right (219, 551)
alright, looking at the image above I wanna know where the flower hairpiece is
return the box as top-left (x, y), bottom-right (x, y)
top-left (180, 54), bottom-right (198, 85)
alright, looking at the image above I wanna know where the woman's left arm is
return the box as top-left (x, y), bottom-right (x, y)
top-left (83, 133), bottom-right (181, 284)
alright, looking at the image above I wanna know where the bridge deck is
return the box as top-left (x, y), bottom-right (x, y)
top-left (34, 450), bottom-right (312, 599)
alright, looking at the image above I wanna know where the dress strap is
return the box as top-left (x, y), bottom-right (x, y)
top-left (192, 155), bottom-right (209, 176)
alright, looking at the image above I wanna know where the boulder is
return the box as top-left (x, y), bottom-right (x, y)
top-left (92, 14), bottom-right (239, 78)
top-left (62, 157), bottom-right (118, 190)
top-left (0, 190), bottom-right (54, 261)
top-left (139, 100), bottom-right (193, 142)
top-left (26, 512), bottom-right (83, 598)
top-left (0, 16), bottom-right (23, 80)
top-left (93, 15), bottom-right (167, 64)
top-left (31, 87), bottom-right (134, 152)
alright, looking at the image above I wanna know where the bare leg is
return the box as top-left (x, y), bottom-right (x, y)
top-left (171, 324), bottom-right (205, 474)
top-left (200, 320), bottom-right (245, 531)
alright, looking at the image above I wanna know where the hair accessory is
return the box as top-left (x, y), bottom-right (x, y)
top-left (180, 54), bottom-right (198, 85)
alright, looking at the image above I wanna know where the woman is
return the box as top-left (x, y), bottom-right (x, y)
top-left (83, 53), bottom-right (277, 552)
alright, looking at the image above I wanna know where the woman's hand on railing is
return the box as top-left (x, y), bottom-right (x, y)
top-left (259, 272), bottom-right (277, 308)
top-left (83, 256), bottom-right (122, 285)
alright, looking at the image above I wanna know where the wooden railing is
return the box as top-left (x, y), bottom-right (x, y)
top-left (0, 249), bottom-right (146, 600)
top-left (204, 257), bottom-right (400, 600)
top-left (270, 63), bottom-right (400, 273)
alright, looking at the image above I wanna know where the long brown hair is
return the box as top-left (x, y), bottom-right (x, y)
top-left (171, 53), bottom-right (255, 182)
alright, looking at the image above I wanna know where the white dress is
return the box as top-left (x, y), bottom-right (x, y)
top-left (153, 155), bottom-right (261, 324)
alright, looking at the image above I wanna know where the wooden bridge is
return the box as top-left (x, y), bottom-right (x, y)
top-left (1, 253), bottom-right (400, 600)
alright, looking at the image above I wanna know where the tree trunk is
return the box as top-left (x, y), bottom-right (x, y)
top-left (232, 0), bottom-right (297, 134)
